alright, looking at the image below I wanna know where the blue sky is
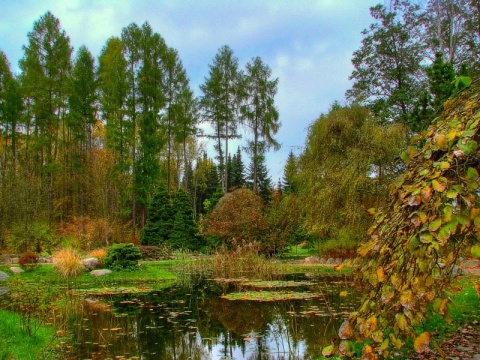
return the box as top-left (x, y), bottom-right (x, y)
top-left (0, 0), bottom-right (380, 181)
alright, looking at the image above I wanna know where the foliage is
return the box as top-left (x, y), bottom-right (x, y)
top-left (52, 248), bottom-right (84, 277)
top-left (316, 237), bottom-right (358, 259)
top-left (337, 85), bottom-right (480, 358)
top-left (86, 248), bottom-right (107, 266)
top-left (200, 187), bottom-right (268, 248)
top-left (104, 243), bottom-right (142, 271)
top-left (222, 290), bottom-right (320, 302)
top-left (247, 154), bottom-right (272, 201)
top-left (141, 186), bottom-right (173, 246)
top-left (298, 105), bottom-right (407, 246)
top-left (0, 278), bottom-right (54, 337)
top-left (19, 251), bottom-right (39, 270)
top-left (138, 245), bottom-right (174, 260)
top-left (170, 188), bottom-right (200, 250)
top-left (6, 222), bottom-right (56, 253)
top-left (282, 150), bottom-right (299, 193)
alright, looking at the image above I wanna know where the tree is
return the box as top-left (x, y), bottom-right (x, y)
top-left (298, 105), bottom-right (406, 246)
top-left (240, 57), bottom-right (280, 194)
top-left (141, 186), bottom-right (173, 246)
top-left (346, 4), bottom-right (425, 127)
top-left (200, 187), bottom-right (268, 249)
top-left (228, 146), bottom-right (246, 190)
top-left (247, 154), bottom-right (272, 202)
top-left (338, 84), bottom-right (480, 359)
top-left (200, 45), bottom-right (242, 193)
top-left (19, 11), bottom-right (73, 225)
top-left (282, 150), bottom-right (298, 194)
top-left (170, 189), bottom-right (199, 250)
top-left (67, 45), bottom-right (98, 216)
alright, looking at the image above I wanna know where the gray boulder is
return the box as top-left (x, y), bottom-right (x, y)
top-left (90, 269), bottom-right (112, 277)
top-left (82, 257), bottom-right (100, 270)
top-left (0, 271), bottom-right (8, 281)
top-left (10, 267), bottom-right (24, 274)
top-left (0, 271), bottom-right (10, 296)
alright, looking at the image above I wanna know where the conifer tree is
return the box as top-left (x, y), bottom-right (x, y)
top-left (282, 150), bottom-right (298, 194)
top-left (248, 155), bottom-right (272, 202)
top-left (141, 186), bottom-right (172, 246)
top-left (170, 189), bottom-right (198, 250)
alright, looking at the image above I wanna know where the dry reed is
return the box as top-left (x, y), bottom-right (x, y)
top-left (52, 248), bottom-right (84, 277)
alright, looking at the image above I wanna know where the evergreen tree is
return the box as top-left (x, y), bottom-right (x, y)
top-left (229, 146), bottom-right (246, 190)
top-left (248, 154), bottom-right (272, 202)
top-left (141, 186), bottom-right (173, 246)
top-left (200, 45), bottom-right (242, 193)
top-left (240, 57), bottom-right (280, 194)
top-left (282, 150), bottom-right (298, 194)
top-left (170, 189), bottom-right (198, 250)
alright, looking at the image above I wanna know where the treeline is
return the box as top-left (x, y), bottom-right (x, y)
top-left (0, 12), bottom-right (279, 252)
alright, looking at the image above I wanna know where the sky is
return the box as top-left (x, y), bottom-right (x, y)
top-left (0, 0), bottom-right (380, 181)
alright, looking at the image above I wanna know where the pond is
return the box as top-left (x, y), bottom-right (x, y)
top-left (62, 273), bottom-right (358, 360)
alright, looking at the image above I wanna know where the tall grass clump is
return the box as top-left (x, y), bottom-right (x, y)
top-left (53, 248), bottom-right (84, 277)
top-left (87, 248), bottom-right (107, 266)
top-left (213, 242), bottom-right (278, 280)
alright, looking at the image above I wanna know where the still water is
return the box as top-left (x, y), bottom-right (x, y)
top-left (67, 274), bottom-right (358, 360)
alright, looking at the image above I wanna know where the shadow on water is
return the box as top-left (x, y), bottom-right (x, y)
top-left (64, 273), bottom-right (359, 360)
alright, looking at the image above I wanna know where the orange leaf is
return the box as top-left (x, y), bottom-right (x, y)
top-left (421, 186), bottom-right (432, 201)
top-left (414, 332), bottom-right (431, 353)
top-left (338, 320), bottom-right (352, 340)
top-left (362, 345), bottom-right (375, 360)
top-left (432, 178), bottom-right (447, 193)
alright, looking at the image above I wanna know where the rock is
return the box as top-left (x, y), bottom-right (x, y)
top-left (90, 269), bottom-right (112, 277)
top-left (0, 271), bottom-right (8, 281)
top-left (38, 257), bottom-right (45, 264)
top-left (304, 256), bottom-right (319, 264)
top-left (319, 257), bottom-right (327, 264)
top-left (326, 258), bottom-right (334, 265)
top-left (10, 267), bottom-right (24, 274)
top-left (334, 258), bottom-right (343, 265)
top-left (82, 257), bottom-right (100, 270)
top-left (11, 257), bottom-right (19, 264)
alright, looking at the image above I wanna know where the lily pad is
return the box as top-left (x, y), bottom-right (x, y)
top-left (241, 280), bottom-right (315, 289)
top-left (221, 290), bottom-right (320, 302)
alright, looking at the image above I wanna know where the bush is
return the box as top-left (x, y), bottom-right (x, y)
top-left (19, 251), bottom-right (39, 270)
top-left (104, 243), bottom-right (141, 271)
top-left (53, 248), bottom-right (84, 277)
top-left (138, 245), bottom-right (173, 261)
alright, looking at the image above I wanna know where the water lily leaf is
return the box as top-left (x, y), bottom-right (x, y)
top-left (322, 344), bottom-right (335, 357)
top-left (428, 218), bottom-right (442, 232)
top-left (338, 320), bottom-right (352, 340)
top-left (471, 244), bottom-right (480, 258)
top-left (414, 332), bottom-right (431, 354)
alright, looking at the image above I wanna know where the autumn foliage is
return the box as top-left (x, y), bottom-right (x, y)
top-left (337, 85), bottom-right (480, 358)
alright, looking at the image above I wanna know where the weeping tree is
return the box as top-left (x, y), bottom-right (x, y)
top-left (333, 84), bottom-right (480, 358)
top-left (298, 105), bottom-right (406, 248)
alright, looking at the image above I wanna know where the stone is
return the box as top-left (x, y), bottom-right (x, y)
top-left (319, 258), bottom-right (327, 264)
top-left (82, 257), bottom-right (100, 270)
top-left (11, 257), bottom-right (19, 264)
top-left (463, 259), bottom-right (480, 268)
top-left (304, 256), bottom-right (319, 264)
top-left (326, 258), bottom-right (334, 265)
top-left (472, 354), bottom-right (480, 360)
top-left (90, 269), bottom-right (112, 277)
top-left (38, 258), bottom-right (46, 264)
top-left (10, 267), bottom-right (24, 274)
top-left (0, 271), bottom-right (8, 281)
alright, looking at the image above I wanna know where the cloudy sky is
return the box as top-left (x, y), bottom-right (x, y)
top-left (0, 0), bottom-right (380, 181)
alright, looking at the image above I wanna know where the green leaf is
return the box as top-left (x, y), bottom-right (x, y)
top-left (420, 232), bottom-right (433, 244)
top-left (458, 140), bottom-right (477, 155)
top-left (428, 218), bottom-right (442, 232)
top-left (466, 167), bottom-right (479, 181)
top-left (471, 244), bottom-right (480, 258)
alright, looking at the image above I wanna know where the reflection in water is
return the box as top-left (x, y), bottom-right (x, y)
top-left (67, 274), bottom-right (357, 359)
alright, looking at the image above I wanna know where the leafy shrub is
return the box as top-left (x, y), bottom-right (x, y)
top-left (104, 243), bottom-right (141, 271)
top-left (316, 237), bottom-right (357, 259)
top-left (6, 222), bottom-right (57, 253)
top-left (53, 249), bottom-right (84, 277)
top-left (19, 251), bottom-right (39, 270)
top-left (138, 245), bottom-right (173, 261)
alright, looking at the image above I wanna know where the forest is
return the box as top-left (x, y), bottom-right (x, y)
top-left (0, 1), bottom-right (479, 256)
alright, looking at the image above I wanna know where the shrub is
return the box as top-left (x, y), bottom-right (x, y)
top-left (104, 243), bottom-right (141, 271)
top-left (19, 251), bottom-right (39, 270)
top-left (138, 245), bottom-right (173, 261)
top-left (53, 249), bottom-right (84, 277)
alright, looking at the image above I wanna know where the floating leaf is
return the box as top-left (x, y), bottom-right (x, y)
top-left (338, 320), bottom-right (352, 340)
top-left (414, 332), bottom-right (431, 354)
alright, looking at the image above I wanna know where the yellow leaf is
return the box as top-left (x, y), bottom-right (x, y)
top-left (434, 134), bottom-right (448, 150)
top-left (366, 316), bottom-right (378, 332)
top-left (322, 344), bottom-right (335, 357)
top-left (376, 268), bottom-right (385, 282)
top-left (362, 345), bottom-right (375, 360)
top-left (372, 330), bottom-right (383, 343)
top-left (367, 207), bottom-right (376, 216)
top-left (414, 332), bottom-right (431, 354)
top-left (339, 290), bottom-right (348, 297)
top-left (421, 186), bottom-right (432, 201)
top-left (358, 240), bottom-right (376, 257)
top-left (395, 313), bottom-right (407, 331)
top-left (432, 178), bottom-right (447, 193)
top-left (334, 263), bottom-right (345, 272)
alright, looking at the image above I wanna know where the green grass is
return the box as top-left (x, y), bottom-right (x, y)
top-left (279, 262), bottom-right (353, 275)
top-left (0, 310), bottom-right (57, 360)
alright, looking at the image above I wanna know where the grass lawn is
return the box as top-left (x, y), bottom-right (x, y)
top-left (0, 310), bottom-right (57, 360)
